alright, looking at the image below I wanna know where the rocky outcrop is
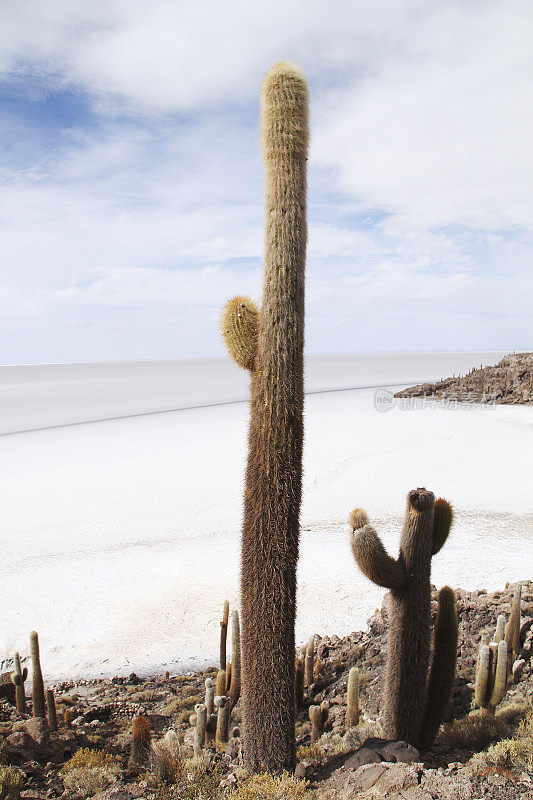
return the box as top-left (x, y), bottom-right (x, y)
top-left (395, 353), bottom-right (532, 405)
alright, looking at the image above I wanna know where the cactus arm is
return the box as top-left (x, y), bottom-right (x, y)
top-left (431, 498), bottom-right (453, 555)
top-left (350, 513), bottom-right (406, 591)
top-left (221, 297), bottom-right (259, 371)
top-left (418, 586), bottom-right (458, 748)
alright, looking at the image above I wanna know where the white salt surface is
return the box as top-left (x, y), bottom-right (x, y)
top-left (1, 351), bottom-right (531, 680)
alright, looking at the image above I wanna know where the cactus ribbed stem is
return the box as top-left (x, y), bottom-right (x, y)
top-left (304, 636), bottom-right (315, 688)
top-left (215, 695), bottom-right (231, 744)
top-left (11, 653), bottom-right (27, 715)
top-left (220, 600), bottom-right (230, 671)
top-left (505, 585), bottom-right (521, 662)
top-left (228, 611), bottom-right (241, 711)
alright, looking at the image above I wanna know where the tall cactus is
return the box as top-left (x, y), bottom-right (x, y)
top-left (228, 610), bottom-right (241, 711)
top-left (221, 62), bottom-right (308, 772)
top-left (30, 632), bottom-right (46, 719)
top-left (350, 488), bottom-right (456, 748)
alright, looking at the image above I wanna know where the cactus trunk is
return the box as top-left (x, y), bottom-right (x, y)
top-left (238, 62), bottom-right (308, 773)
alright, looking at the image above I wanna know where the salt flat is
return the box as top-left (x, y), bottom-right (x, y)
top-left (1, 351), bottom-right (531, 679)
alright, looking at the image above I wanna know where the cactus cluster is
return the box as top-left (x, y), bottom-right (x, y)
top-left (309, 701), bottom-right (329, 743)
top-left (350, 488), bottom-right (458, 749)
top-left (475, 586), bottom-right (521, 714)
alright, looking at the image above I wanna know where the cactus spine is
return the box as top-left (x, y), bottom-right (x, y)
top-left (346, 666), bottom-right (360, 728)
top-left (11, 653), bottom-right (27, 715)
top-left (221, 299), bottom-right (259, 371)
top-left (46, 689), bottom-right (57, 732)
top-left (228, 610), bottom-right (241, 711)
top-left (30, 632), bottom-right (46, 719)
top-left (221, 61), bottom-right (308, 773)
top-left (192, 704), bottom-right (207, 757)
top-left (350, 489), bottom-right (456, 748)
top-left (220, 600), bottom-right (230, 671)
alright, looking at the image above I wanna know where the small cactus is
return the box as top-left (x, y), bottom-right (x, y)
top-left (11, 653), bottom-right (27, 715)
top-left (309, 701), bottom-right (329, 743)
top-left (215, 695), bottom-right (231, 744)
top-left (30, 632), bottom-right (46, 719)
top-left (221, 297), bottom-right (259, 371)
top-left (128, 715), bottom-right (152, 770)
top-left (220, 600), bottom-right (230, 671)
top-left (46, 690), bottom-right (57, 732)
top-left (216, 669), bottom-right (226, 697)
top-left (304, 636), bottom-right (315, 688)
top-left (295, 658), bottom-right (304, 710)
top-left (205, 678), bottom-right (215, 718)
top-left (346, 666), bottom-right (360, 728)
top-left (494, 615), bottom-right (506, 643)
top-left (63, 708), bottom-right (75, 728)
top-left (228, 611), bottom-right (241, 711)
top-left (193, 704), bottom-right (207, 757)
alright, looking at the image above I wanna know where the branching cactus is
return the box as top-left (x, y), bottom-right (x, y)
top-left (30, 632), bottom-right (46, 719)
top-left (309, 701), bottom-right (329, 743)
top-left (220, 601), bottom-right (230, 672)
top-left (221, 61), bottom-right (309, 773)
top-left (228, 611), bottom-right (241, 711)
top-left (11, 653), bottom-right (27, 715)
top-left (349, 489), bottom-right (457, 748)
top-left (346, 666), bottom-right (360, 728)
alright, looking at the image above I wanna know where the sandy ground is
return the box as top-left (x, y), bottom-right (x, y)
top-left (1, 351), bottom-right (531, 679)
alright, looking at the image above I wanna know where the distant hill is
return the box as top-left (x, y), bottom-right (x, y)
top-left (394, 352), bottom-right (533, 405)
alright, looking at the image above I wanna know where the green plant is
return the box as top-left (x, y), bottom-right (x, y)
top-left (10, 654), bottom-right (27, 715)
top-left (221, 61), bottom-right (309, 774)
top-left (29, 632), bottom-right (46, 719)
top-left (0, 766), bottom-right (24, 800)
top-left (350, 490), bottom-right (457, 748)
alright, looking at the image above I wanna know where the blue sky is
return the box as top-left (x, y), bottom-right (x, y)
top-left (0, 0), bottom-right (531, 364)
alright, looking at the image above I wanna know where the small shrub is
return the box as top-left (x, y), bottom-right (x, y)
top-left (0, 766), bottom-right (24, 800)
top-left (178, 695), bottom-right (202, 710)
top-left (471, 709), bottom-right (533, 776)
top-left (297, 743), bottom-right (325, 762)
top-left (226, 771), bottom-right (313, 800)
top-left (62, 748), bottom-right (118, 773)
top-left (440, 705), bottom-right (528, 752)
top-left (129, 690), bottom-right (164, 703)
top-left (151, 738), bottom-right (183, 785)
top-left (62, 767), bottom-right (121, 797)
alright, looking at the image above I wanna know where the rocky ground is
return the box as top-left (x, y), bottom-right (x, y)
top-left (394, 352), bottom-right (533, 404)
top-left (0, 581), bottom-right (531, 800)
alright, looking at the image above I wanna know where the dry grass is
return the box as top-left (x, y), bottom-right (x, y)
top-left (61, 748), bottom-right (121, 797)
top-left (0, 766), bottom-right (24, 800)
top-left (297, 743), bottom-right (326, 762)
top-left (471, 709), bottom-right (533, 776)
top-left (226, 772), bottom-right (313, 800)
top-left (440, 704), bottom-right (529, 752)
